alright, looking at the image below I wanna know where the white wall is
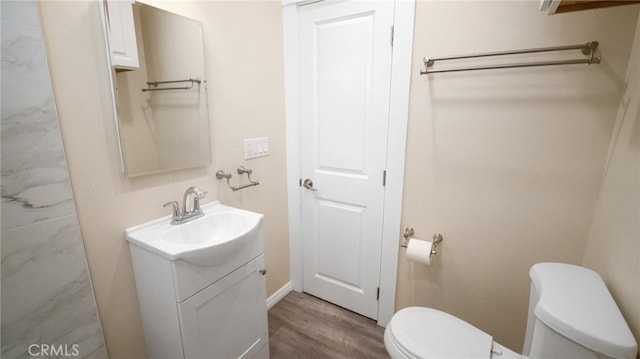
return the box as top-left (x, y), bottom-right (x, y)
top-left (583, 11), bottom-right (640, 347)
top-left (39, 1), bottom-right (288, 358)
top-left (36, 0), bottom-right (640, 357)
top-left (397, 0), bottom-right (639, 351)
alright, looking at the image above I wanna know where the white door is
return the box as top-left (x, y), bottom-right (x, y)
top-left (299, 0), bottom-right (394, 320)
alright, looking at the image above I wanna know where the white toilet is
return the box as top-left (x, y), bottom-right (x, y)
top-left (385, 262), bottom-right (638, 359)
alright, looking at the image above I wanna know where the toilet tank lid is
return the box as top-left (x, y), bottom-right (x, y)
top-left (530, 263), bottom-right (638, 359)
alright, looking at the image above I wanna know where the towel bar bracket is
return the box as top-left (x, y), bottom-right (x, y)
top-left (216, 167), bottom-right (260, 192)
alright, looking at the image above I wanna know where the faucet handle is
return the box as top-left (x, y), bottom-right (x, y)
top-left (163, 201), bottom-right (181, 224)
top-left (194, 187), bottom-right (206, 199)
top-left (163, 200), bottom-right (179, 211)
top-left (193, 190), bottom-right (206, 213)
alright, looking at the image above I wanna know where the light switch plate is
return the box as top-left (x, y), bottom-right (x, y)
top-left (244, 137), bottom-right (269, 159)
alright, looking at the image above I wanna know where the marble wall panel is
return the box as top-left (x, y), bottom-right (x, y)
top-left (1, 1), bottom-right (107, 358)
top-left (1, 0), bottom-right (76, 231)
top-left (1, 216), bottom-right (106, 358)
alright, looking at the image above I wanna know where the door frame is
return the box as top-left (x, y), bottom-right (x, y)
top-left (282, 0), bottom-right (415, 326)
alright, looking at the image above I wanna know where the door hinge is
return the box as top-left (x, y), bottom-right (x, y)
top-left (390, 25), bottom-right (394, 46)
top-left (382, 170), bottom-right (387, 186)
top-left (299, 178), bottom-right (302, 187)
top-left (377, 287), bottom-right (380, 300)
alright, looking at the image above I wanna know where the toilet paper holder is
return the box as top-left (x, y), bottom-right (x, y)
top-left (401, 227), bottom-right (443, 257)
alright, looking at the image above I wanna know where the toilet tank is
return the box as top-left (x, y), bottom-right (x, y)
top-left (522, 263), bottom-right (637, 359)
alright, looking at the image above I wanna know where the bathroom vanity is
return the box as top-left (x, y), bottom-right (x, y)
top-left (126, 201), bottom-right (269, 359)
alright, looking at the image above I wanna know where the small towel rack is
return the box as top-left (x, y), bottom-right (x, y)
top-left (142, 78), bottom-right (201, 92)
top-left (420, 41), bottom-right (600, 75)
top-left (216, 166), bottom-right (260, 192)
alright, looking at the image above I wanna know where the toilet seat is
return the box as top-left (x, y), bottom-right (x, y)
top-left (385, 307), bottom-right (495, 359)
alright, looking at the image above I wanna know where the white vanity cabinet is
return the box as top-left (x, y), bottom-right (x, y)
top-left (104, 0), bottom-right (139, 69)
top-left (126, 202), bottom-right (269, 359)
top-left (180, 256), bottom-right (268, 359)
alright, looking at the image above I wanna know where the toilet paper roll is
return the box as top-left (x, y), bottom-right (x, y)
top-left (406, 238), bottom-right (433, 265)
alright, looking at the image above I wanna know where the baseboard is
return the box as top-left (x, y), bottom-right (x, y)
top-left (267, 281), bottom-right (294, 310)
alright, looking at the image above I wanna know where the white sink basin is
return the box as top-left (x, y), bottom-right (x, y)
top-left (126, 201), bottom-right (263, 266)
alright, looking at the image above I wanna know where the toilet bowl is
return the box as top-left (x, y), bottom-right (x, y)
top-left (385, 307), bottom-right (521, 359)
top-left (384, 263), bottom-right (638, 359)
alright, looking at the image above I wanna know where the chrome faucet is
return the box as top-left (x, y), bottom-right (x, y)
top-left (163, 186), bottom-right (206, 225)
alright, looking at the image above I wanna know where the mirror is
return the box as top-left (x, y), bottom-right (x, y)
top-left (105, 2), bottom-right (211, 177)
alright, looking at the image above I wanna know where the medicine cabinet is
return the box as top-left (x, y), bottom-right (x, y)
top-left (102, 1), bottom-right (212, 177)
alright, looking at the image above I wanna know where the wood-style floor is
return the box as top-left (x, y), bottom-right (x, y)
top-left (268, 291), bottom-right (389, 359)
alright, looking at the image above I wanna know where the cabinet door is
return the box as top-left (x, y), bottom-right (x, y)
top-left (178, 255), bottom-right (269, 359)
top-left (105, 0), bottom-right (139, 69)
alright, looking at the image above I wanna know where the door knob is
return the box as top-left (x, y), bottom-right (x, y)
top-left (302, 178), bottom-right (318, 191)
